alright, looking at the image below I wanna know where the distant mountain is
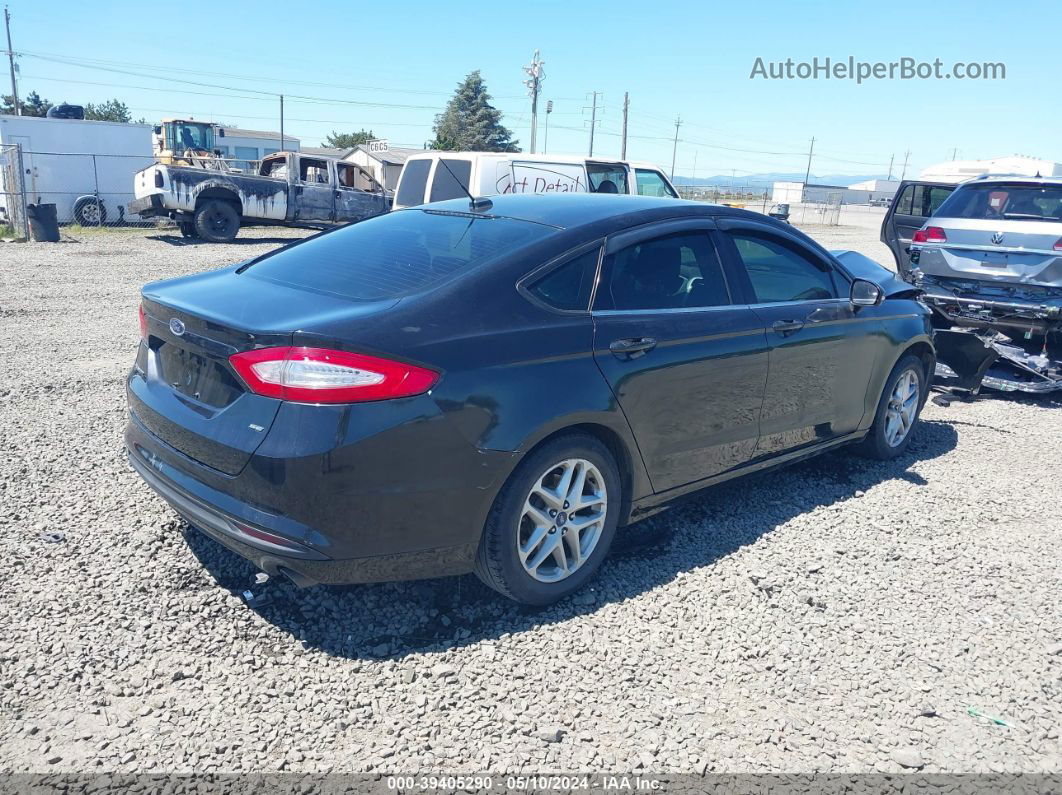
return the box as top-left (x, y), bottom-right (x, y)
top-left (674, 173), bottom-right (890, 189)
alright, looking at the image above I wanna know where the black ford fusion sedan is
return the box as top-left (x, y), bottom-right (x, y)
top-left (127, 194), bottom-right (934, 605)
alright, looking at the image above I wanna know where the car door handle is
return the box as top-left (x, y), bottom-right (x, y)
top-left (609, 337), bottom-right (657, 358)
top-left (771, 319), bottom-right (805, 336)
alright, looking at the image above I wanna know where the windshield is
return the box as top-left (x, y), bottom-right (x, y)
top-left (244, 209), bottom-right (555, 301)
top-left (936, 183), bottom-right (1062, 223)
top-left (167, 122), bottom-right (214, 153)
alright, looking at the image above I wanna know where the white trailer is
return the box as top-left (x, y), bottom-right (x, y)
top-left (0, 115), bottom-right (153, 225)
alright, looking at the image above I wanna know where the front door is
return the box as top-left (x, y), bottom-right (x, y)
top-left (591, 222), bottom-right (769, 492)
top-left (880, 180), bottom-right (955, 274)
top-left (293, 156), bottom-right (334, 222)
top-left (716, 223), bottom-right (881, 458)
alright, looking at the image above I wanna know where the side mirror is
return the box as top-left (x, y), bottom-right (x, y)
top-left (851, 279), bottom-right (883, 307)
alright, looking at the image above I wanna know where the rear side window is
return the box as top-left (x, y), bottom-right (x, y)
top-left (935, 183), bottom-right (1062, 222)
top-left (597, 231), bottom-right (730, 311)
top-left (526, 248), bottom-right (599, 311)
top-left (244, 210), bottom-right (554, 301)
top-left (894, 184), bottom-right (954, 218)
top-left (396, 159), bottom-right (431, 206)
top-left (728, 232), bottom-right (838, 303)
top-left (430, 159), bottom-right (472, 202)
top-left (587, 163), bottom-right (629, 194)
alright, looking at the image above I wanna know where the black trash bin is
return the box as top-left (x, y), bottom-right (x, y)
top-left (27, 203), bottom-right (61, 243)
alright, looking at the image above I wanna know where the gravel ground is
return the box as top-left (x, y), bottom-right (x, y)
top-left (1, 223), bottom-right (1060, 776)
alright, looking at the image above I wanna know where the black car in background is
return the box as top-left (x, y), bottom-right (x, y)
top-left (127, 195), bottom-right (934, 605)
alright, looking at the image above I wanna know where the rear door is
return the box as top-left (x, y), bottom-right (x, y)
top-left (881, 180), bottom-right (955, 274)
top-left (591, 219), bottom-right (769, 492)
top-left (293, 156), bottom-right (334, 222)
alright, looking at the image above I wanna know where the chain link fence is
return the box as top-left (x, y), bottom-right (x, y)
top-left (0, 143), bottom-right (29, 239)
top-left (2, 149), bottom-right (156, 237)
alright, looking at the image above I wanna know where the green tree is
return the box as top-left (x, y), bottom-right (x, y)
top-left (431, 71), bottom-right (518, 152)
top-left (1, 90), bottom-right (52, 117)
top-left (84, 99), bottom-right (133, 123)
top-left (324, 129), bottom-right (376, 148)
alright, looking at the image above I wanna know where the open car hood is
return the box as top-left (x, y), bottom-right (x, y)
top-left (831, 250), bottom-right (919, 298)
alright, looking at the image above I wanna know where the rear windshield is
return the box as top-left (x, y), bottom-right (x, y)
top-left (430, 159), bottom-right (472, 202)
top-left (243, 209), bottom-right (554, 301)
top-left (395, 159), bottom-right (431, 206)
top-left (936, 183), bottom-right (1062, 223)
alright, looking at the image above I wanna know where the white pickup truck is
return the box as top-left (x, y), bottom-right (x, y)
top-left (129, 151), bottom-right (389, 242)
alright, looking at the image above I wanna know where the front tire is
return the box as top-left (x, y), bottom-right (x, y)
top-left (179, 221), bottom-right (197, 238)
top-left (193, 200), bottom-right (240, 243)
top-left (474, 434), bottom-right (621, 605)
top-left (854, 354), bottom-right (926, 460)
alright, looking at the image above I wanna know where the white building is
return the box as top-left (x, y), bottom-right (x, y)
top-left (216, 127), bottom-right (300, 169)
top-left (919, 155), bottom-right (1062, 182)
top-left (345, 144), bottom-right (428, 192)
top-left (772, 178), bottom-right (899, 205)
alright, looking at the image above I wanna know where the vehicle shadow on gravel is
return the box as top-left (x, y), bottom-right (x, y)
top-left (148, 234), bottom-right (302, 247)
top-left (185, 419), bottom-right (958, 661)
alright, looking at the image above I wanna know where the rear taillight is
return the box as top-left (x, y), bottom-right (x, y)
top-left (912, 226), bottom-right (947, 244)
top-left (229, 346), bottom-right (438, 404)
top-left (138, 304), bottom-right (148, 339)
top-left (1054, 237), bottom-right (1062, 252)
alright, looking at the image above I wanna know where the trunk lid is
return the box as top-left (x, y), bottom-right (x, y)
top-left (130, 265), bottom-right (397, 475)
top-left (921, 218), bottom-right (1062, 288)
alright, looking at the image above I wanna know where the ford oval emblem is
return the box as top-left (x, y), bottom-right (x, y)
top-left (169, 317), bottom-right (186, 336)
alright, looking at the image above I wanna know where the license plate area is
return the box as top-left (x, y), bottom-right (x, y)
top-left (157, 342), bottom-right (243, 408)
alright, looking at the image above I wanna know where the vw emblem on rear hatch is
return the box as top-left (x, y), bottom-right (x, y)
top-left (991, 231), bottom-right (1005, 245)
top-left (169, 317), bottom-right (186, 336)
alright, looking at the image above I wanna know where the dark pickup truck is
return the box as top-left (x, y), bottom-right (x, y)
top-left (129, 151), bottom-right (389, 242)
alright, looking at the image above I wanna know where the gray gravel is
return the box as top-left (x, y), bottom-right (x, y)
top-left (1, 224), bottom-right (1060, 775)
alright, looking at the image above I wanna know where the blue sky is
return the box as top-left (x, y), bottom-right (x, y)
top-left (9, 0), bottom-right (1056, 180)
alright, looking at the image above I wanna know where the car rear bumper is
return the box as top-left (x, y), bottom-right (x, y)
top-left (124, 401), bottom-right (503, 585)
top-left (128, 194), bottom-right (165, 219)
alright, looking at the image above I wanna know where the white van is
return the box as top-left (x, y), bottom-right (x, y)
top-left (392, 152), bottom-right (679, 209)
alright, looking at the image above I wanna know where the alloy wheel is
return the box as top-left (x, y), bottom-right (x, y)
top-left (517, 458), bottom-right (607, 583)
top-left (884, 369), bottom-right (920, 447)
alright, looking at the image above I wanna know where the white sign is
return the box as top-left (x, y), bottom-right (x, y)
top-left (366, 139), bottom-right (389, 154)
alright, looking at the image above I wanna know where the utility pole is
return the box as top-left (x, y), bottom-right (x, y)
top-left (543, 99), bottom-right (553, 154)
top-left (670, 116), bottom-right (681, 179)
top-left (523, 50), bottom-right (545, 154)
top-left (620, 91), bottom-right (629, 160)
top-left (803, 136), bottom-right (815, 190)
top-left (887, 153), bottom-right (894, 180)
top-left (587, 91), bottom-right (599, 156)
top-left (950, 147), bottom-right (958, 161)
top-left (900, 149), bottom-right (911, 181)
top-left (4, 6), bottom-right (18, 116)
top-left (279, 94), bottom-right (285, 151)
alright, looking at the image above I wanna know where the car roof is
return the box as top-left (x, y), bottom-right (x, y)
top-left (404, 151), bottom-right (656, 167)
top-left (960, 174), bottom-right (1062, 187)
top-left (400, 193), bottom-right (772, 231)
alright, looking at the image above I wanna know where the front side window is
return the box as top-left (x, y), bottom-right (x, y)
top-left (430, 159), bottom-right (472, 202)
top-left (597, 231), bottom-right (730, 311)
top-left (728, 232), bottom-right (838, 303)
top-left (526, 248), bottom-right (599, 311)
top-left (299, 158), bottom-right (330, 184)
top-left (587, 163), bottom-right (629, 194)
top-left (635, 169), bottom-right (677, 198)
top-left (396, 159), bottom-right (431, 206)
top-left (245, 209), bottom-right (554, 301)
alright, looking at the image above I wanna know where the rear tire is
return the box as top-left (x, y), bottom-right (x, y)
top-left (193, 200), bottom-right (240, 243)
top-left (73, 197), bottom-right (106, 226)
top-left (474, 433), bottom-right (621, 605)
top-left (853, 354), bottom-right (926, 460)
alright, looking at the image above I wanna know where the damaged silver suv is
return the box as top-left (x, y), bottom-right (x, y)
top-left (882, 175), bottom-right (1062, 394)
